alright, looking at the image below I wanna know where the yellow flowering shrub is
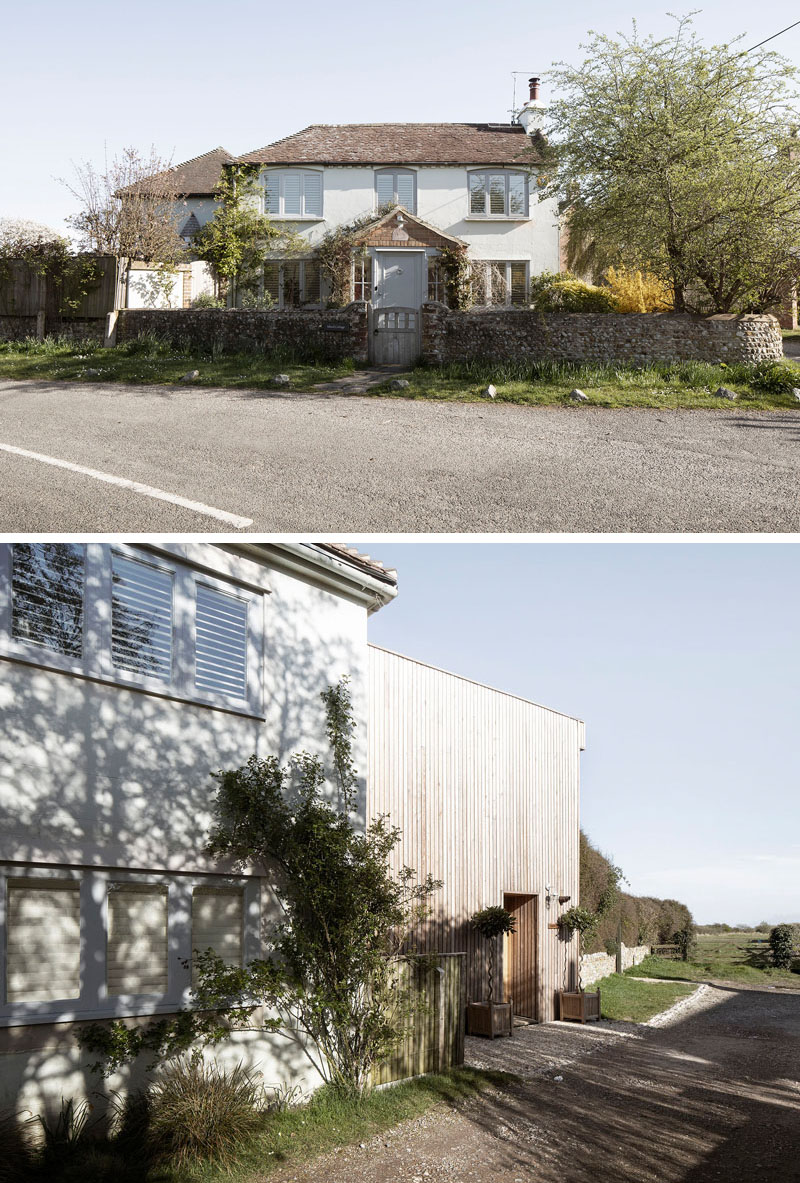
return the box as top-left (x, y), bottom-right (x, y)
top-left (604, 267), bottom-right (673, 313)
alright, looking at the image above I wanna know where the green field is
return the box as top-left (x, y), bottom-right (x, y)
top-left (592, 973), bottom-right (695, 1022)
top-left (627, 930), bottom-right (800, 988)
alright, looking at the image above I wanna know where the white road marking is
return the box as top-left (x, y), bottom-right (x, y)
top-left (0, 442), bottom-right (253, 529)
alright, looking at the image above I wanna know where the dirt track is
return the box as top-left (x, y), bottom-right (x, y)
top-left (268, 982), bottom-right (800, 1182)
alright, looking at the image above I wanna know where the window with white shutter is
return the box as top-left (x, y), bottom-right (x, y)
top-left (263, 171), bottom-right (324, 217)
top-left (195, 584), bottom-right (248, 698)
top-left (11, 544), bottom-right (84, 658)
top-left (111, 553), bottom-right (173, 683)
top-left (375, 170), bottom-right (416, 213)
top-left (467, 171), bottom-right (529, 218)
top-left (107, 884), bottom-right (169, 995)
top-left (6, 879), bottom-right (81, 1002)
top-left (192, 887), bottom-right (243, 982)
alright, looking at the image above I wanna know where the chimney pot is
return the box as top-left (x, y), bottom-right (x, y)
top-left (529, 76), bottom-right (540, 102)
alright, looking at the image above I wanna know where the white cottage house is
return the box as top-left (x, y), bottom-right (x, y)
top-left (166, 78), bottom-right (558, 313)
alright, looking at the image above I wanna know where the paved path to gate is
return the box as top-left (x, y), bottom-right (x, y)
top-left (270, 983), bottom-right (800, 1183)
top-left (2, 378), bottom-right (800, 532)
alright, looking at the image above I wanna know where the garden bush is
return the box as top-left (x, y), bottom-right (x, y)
top-left (144, 1053), bottom-right (265, 1170)
top-left (750, 361), bottom-right (799, 394)
top-left (529, 271), bottom-right (616, 314)
top-left (769, 924), bottom-right (795, 969)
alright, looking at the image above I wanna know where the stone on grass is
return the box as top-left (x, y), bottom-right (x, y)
top-left (181, 369), bottom-right (200, 382)
top-left (791, 388), bottom-right (800, 402)
top-left (713, 386), bottom-right (737, 400)
top-left (270, 373), bottom-right (291, 387)
top-left (569, 388), bottom-right (589, 402)
top-left (84, 367), bottom-right (101, 376)
top-left (390, 378), bottom-right (410, 390)
top-left (484, 384), bottom-right (497, 399)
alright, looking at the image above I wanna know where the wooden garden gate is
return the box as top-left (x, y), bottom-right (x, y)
top-left (369, 306), bottom-right (420, 366)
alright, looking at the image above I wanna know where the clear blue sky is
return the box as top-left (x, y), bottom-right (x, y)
top-left (366, 543), bottom-right (800, 927)
top-left (3, 1), bottom-right (798, 233)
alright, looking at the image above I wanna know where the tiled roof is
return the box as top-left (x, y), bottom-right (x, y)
top-left (238, 124), bottom-right (544, 167)
top-left (317, 544), bottom-right (398, 586)
top-left (134, 147), bottom-right (234, 196)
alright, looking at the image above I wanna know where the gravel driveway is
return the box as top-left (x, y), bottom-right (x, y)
top-left (268, 983), bottom-right (800, 1183)
top-left (2, 379), bottom-right (800, 531)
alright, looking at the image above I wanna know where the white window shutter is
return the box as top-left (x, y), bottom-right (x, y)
top-left (283, 174), bottom-right (302, 216)
top-left (376, 172), bottom-right (394, 207)
top-left (303, 172), bottom-right (322, 217)
top-left (508, 173), bottom-right (526, 216)
top-left (111, 554), bottom-right (173, 682)
top-left (264, 175), bottom-right (280, 215)
top-left (396, 173), bottom-right (415, 212)
top-left (192, 887), bottom-right (243, 982)
top-left (107, 884), bottom-right (168, 995)
top-left (489, 174), bottom-right (506, 215)
top-left (469, 173), bottom-right (486, 214)
top-left (6, 880), bottom-right (81, 1002)
top-left (195, 584), bottom-right (248, 698)
top-left (11, 543), bottom-right (85, 658)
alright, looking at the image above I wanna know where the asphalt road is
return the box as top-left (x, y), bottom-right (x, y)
top-left (272, 983), bottom-right (800, 1183)
top-left (2, 379), bottom-right (800, 532)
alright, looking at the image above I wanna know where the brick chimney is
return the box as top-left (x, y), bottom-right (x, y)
top-left (518, 76), bottom-right (546, 135)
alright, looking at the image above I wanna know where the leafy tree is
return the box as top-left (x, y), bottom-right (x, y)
top-left (81, 680), bottom-right (440, 1097)
top-left (193, 165), bottom-right (301, 304)
top-left (769, 924), bottom-right (795, 969)
top-left (62, 146), bottom-right (188, 264)
top-left (544, 16), bottom-right (800, 312)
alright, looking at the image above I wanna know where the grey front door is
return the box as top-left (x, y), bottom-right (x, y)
top-left (370, 251), bottom-right (422, 364)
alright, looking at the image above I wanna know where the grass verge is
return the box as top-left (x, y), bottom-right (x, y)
top-left (593, 973), bottom-right (695, 1022)
top-left (18, 1068), bottom-right (513, 1183)
top-left (0, 336), bottom-right (353, 392)
top-left (369, 357), bottom-right (800, 409)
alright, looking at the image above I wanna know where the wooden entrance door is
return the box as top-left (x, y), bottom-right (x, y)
top-left (369, 306), bottom-right (420, 365)
top-left (503, 893), bottom-right (538, 1020)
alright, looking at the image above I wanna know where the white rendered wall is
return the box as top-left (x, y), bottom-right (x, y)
top-left (260, 162), bottom-right (560, 273)
top-left (0, 546), bottom-right (370, 1117)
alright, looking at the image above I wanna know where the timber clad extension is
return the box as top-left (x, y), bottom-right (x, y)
top-left (368, 645), bottom-right (584, 1024)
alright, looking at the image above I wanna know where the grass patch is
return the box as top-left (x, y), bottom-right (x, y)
top-left (593, 972), bottom-right (694, 1022)
top-left (368, 357), bottom-right (800, 409)
top-left (627, 930), bottom-right (800, 988)
top-left (14, 1067), bottom-right (512, 1183)
top-left (0, 336), bottom-right (354, 391)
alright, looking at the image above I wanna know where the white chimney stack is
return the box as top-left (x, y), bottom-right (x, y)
top-left (518, 76), bottom-right (547, 135)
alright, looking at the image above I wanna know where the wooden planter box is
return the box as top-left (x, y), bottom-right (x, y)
top-left (558, 990), bottom-right (601, 1023)
top-left (466, 1000), bottom-right (513, 1038)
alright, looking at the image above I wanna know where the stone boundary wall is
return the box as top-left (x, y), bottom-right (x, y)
top-left (0, 316), bottom-right (105, 343)
top-left (115, 304), bottom-right (369, 364)
top-left (581, 944), bottom-right (651, 988)
top-left (420, 303), bottom-right (783, 366)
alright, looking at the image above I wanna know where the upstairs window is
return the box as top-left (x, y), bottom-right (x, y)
top-left (2, 545), bottom-right (264, 714)
top-left (468, 171), bottom-right (528, 218)
top-left (264, 171), bottom-right (323, 218)
top-left (375, 169), bottom-right (416, 213)
top-left (11, 544), bottom-right (84, 658)
top-left (111, 553), bottom-right (173, 683)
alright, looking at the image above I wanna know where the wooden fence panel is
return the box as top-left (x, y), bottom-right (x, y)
top-left (371, 953), bottom-right (465, 1086)
top-left (0, 255), bottom-right (120, 321)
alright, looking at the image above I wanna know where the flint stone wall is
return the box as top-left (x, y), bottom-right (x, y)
top-left (115, 304), bottom-right (369, 364)
top-left (0, 316), bottom-right (105, 343)
top-left (420, 304), bottom-right (783, 366)
top-left (580, 944), bottom-right (652, 988)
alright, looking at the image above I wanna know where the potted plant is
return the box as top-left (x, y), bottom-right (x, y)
top-left (557, 906), bottom-right (601, 1023)
top-left (466, 906), bottom-right (516, 1038)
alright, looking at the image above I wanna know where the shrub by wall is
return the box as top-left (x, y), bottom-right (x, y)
top-left (115, 304), bottom-right (369, 363)
top-left (421, 304), bottom-right (783, 367)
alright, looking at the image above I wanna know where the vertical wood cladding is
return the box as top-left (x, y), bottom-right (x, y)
top-left (367, 645), bottom-right (583, 1024)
